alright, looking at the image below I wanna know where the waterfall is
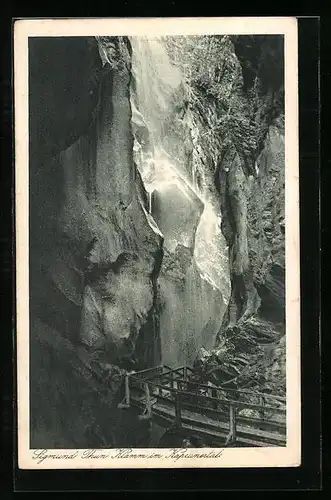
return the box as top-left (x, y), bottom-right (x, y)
top-left (129, 36), bottom-right (230, 366)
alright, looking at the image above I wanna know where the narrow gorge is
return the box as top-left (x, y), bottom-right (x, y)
top-left (29, 34), bottom-right (285, 448)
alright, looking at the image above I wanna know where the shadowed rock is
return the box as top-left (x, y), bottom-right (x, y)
top-left (29, 36), bottom-right (164, 448)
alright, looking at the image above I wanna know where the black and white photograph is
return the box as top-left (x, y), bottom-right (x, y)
top-left (15, 17), bottom-right (300, 469)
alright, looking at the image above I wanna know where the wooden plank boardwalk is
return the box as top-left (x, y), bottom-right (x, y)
top-left (118, 365), bottom-right (286, 447)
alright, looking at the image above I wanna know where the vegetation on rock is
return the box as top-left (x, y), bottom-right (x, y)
top-left (164, 35), bottom-right (286, 397)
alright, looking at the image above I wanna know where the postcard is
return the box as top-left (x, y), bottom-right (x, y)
top-left (15, 16), bottom-right (300, 469)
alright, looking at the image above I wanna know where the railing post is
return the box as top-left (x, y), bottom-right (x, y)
top-left (229, 403), bottom-right (236, 444)
top-left (146, 383), bottom-right (152, 418)
top-left (259, 395), bottom-right (265, 420)
top-left (175, 383), bottom-right (182, 428)
top-left (139, 382), bottom-right (152, 420)
top-left (170, 371), bottom-right (174, 389)
top-left (124, 373), bottom-right (130, 406)
top-left (118, 372), bottom-right (131, 409)
top-left (211, 387), bottom-right (218, 410)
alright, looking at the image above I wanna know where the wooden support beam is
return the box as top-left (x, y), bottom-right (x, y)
top-left (145, 383), bottom-right (152, 418)
top-left (138, 383), bottom-right (153, 420)
top-left (175, 382), bottom-right (182, 428)
top-left (259, 395), bottom-right (265, 420)
top-left (229, 403), bottom-right (237, 445)
top-left (211, 387), bottom-right (218, 410)
top-left (175, 392), bottom-right (182, 428)
top-left (117, 373), bottom-right (131, 409)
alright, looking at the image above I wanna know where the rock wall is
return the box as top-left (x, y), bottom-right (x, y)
top-left (214, 117), bottom-right (285, 393)
top-left (29, 36), bottom-right (163, 448)
top-left (163, 35), bottom-right (286, 395)
top-left (214, 36), bottom-right (286, 394)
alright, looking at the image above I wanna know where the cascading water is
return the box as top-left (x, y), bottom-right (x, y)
top-left (130, 36), bottom-right (230, 367)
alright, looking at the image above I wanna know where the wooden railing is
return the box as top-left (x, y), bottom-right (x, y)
top-left (117, 365), bottom-right (286, 446)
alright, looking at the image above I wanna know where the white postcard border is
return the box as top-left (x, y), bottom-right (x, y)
top-left (15, 16), bottom-right (300, 469)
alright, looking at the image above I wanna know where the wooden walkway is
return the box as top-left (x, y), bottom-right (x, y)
top-left (118, 365), bottom-right (286, 447)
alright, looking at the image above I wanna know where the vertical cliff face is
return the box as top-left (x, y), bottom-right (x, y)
top-left (215, 116), bottom-right (285, 393)
top-left (214, 37), bottom-right (285, 394)
top-left (163, 35), bottom-right (286, 395)
top-left (29, 36), bottom-right (164, 448)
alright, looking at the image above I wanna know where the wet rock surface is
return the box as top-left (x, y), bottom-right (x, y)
top-left (29, 37), bottom-right (163, 447)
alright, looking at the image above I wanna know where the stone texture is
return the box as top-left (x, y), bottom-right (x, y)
top-left (29, 36), bottom-right (164, 447)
